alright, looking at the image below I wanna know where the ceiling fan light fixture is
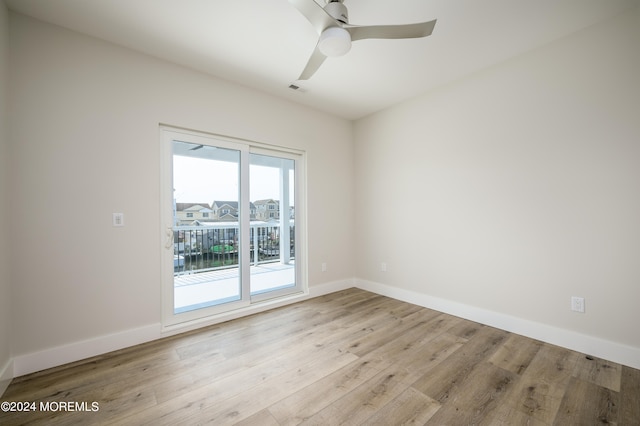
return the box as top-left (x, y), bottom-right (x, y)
top-left (318, 26), bottom-right (351, 57)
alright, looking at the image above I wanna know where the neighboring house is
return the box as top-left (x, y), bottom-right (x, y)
top-left (254, 199), bottom-right (279, 221)
top-left (211, 201), bottom-right (256, 221)
top-left (175, 203), bottom-right (213, 224)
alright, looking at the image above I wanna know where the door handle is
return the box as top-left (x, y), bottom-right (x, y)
top-left (165, 228), bottom-right (174, 250)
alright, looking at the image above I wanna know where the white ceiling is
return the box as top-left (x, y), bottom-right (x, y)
top-left (5, 0), bottom-right (639, 120)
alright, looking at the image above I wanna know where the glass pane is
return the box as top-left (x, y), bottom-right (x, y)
top-left (172, 140), bottom-right (242, 314)
top-left (249, 153), bottom-right (296, 296)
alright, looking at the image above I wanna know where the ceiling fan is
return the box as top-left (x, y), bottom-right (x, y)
top-left (290, 0), bottom-right (437, 80)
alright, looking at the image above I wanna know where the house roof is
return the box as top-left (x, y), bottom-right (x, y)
top-left (175, 203), bottom-right (212, 212)
top-left (254, 199), bottom-right (278, 206)
top-left (212, 201), bottom-right (256, 209)
top-left (212, 201), bottom-right (238, 209)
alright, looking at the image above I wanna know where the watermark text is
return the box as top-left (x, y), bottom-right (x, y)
top-left (2, 401), bottom-right (99, 412)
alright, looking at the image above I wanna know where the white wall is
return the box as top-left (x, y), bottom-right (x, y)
top-left (8, 13), bottom-right (354, 373)
top-left (0, 0), bottom-right (12, 394)
top-left (354, 7), bottom-right (640, 367)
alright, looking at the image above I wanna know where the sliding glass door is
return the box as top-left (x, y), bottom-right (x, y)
top-left (171, 140), bottom-right (244, 314)
top-left (161, 128), bottom-right (305, 326)
top-left (249, 152), bottom-right (296, 301)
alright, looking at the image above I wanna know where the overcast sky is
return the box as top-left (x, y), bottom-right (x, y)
top-left (173, 156), bottom-right (293, 205)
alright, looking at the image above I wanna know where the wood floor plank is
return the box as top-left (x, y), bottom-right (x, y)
top-left (233, 409), bottom-right (281, 426)
top-left (447, 318), bottom-right (485, 340)
top-left (493, 343), bottom-right (580, 424)
top-left (269, 330), bottom-right (466, 426)
top-left (178, 349), bottom-right (359, 425)
top-left (202, 303), bottom-right (377, 374)
top-left (1, 289), bottom-right (638, 426)
top-left (298, 364), bottom-right (414, 425)
top-left (489, 406), bottom-right (550, 426)
top-left (553, 376), bottom-right (619, 425)
top-left (380, 331), bottom-right (467, 381)
top-left (113, 346), bottom-right (357, 425)
top-left (268, 357), bottom-right (387, 425)
top-left (353, 312), bottom-right (459, 363)
top-left (364, 386), bottom-right (441, 425)
top-left (343, 307), bottom-right (442, 357)
top-left (156, 295), bottom-right (395, 400)
top-left (619, 365), bottom-right (640, 424)
top-left (424, 361), bottom-right (517, 425)
top-left (411, 325), bottom-right (509, 403)
top-left (168, 288), bottom-right (380, 361)
top-left (488, 333), bottom-right (543, 375)
top-left (0, 381), bottom-right (157, 426)
top-left (4, 339), bottom-right (184, 401)
top-left (572, 353), bottom-right (622, 392)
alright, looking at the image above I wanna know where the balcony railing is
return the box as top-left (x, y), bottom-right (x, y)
top-left (173, 221), bottom-right (295, 276)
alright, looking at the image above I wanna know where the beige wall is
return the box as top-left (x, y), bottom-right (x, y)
top-left (0, 0), bottom-right (12, 392)
top-left (8, 13), bottom-right (354, 359)
top-left (355, 7), bottom-right (640, 356)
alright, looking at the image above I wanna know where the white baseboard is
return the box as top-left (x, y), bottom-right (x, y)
top-left (356, 279), bottom-right (640, 370)
top-left (13, 324), bottom-right (160, 377)
top-left (11, 279), bottom-right (355, 378)
top-left (0, 358), bottom-right (13, 397)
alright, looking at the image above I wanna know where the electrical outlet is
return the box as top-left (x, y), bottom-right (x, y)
top-left (321, 262), bottom-right (327, 272)
top-left (571, 296), bottom-right (585, 313)
top-left (381, 262), bottom-right (387, 272)
top-left (112, 213), bottom-right (124, 227)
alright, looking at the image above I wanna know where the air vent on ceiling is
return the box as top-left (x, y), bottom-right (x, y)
top-left (288, 84), bottom-right (306, 93)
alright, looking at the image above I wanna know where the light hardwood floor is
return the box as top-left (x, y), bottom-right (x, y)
top-left (1, 288), bottom-right (639, 425)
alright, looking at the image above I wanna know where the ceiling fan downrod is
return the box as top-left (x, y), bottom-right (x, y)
top-left (324, 0), bottom-right (348, 24)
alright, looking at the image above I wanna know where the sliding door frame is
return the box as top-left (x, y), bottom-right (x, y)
top-left (160, 126), bottom-right (307, 330)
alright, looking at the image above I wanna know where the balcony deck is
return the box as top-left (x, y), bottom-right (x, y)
top-left (174, 262), bottom-right (295, 313)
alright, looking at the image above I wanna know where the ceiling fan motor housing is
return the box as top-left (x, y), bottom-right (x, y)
top-left (324, 1), bottom-right (349, 24)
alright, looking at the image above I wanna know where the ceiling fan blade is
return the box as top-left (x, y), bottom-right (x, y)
top-left (289, 0), bottom-right (338, 34)
top-left (346, 19), bottom-right (436, 41)
top-left (298, 44), bottom-right (327, 80)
